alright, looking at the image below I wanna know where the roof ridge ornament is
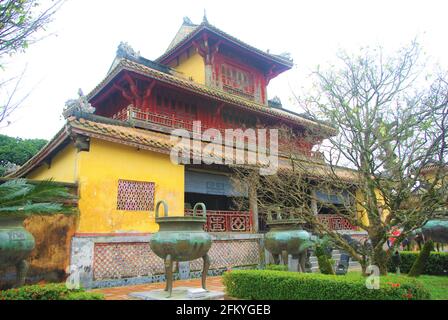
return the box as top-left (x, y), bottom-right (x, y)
top-left (183, 16), bottom-right (194, 26)
top-left (116, 41), bottom-right (140, 60)
top-left (63, 89), bottom-right (95, 119)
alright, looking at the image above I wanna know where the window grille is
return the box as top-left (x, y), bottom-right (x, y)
top-left (117, 180), bottom-right (155, 211)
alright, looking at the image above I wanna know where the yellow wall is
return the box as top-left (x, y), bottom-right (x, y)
top-left (76, 138), bottom-right (184, 234)
top-left (174, 50), bottom-right (205, 84)
top-left (355, 188), bottom-right (389, 227)
top-left (26, 144), bottom-right (78, 183)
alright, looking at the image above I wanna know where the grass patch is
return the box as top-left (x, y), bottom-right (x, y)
top-left (403, 274), bottom-right (447, 300)
top-left (347, 271), bottom-right (448, 300)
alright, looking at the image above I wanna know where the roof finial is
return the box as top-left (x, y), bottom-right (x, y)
top-left (202, 9), bottom-right (208, 24)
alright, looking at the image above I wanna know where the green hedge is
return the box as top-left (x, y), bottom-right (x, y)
top-left (387, 251), bottom-right (448, 275)
top-left (0, 283), bottom-right (104, 300)
top-left (223, 270), bottom-right (430, 300)
top-left (265, 264), bottom-right (288, 271)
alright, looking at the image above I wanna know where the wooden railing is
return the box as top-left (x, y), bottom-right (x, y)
top-left (317, 214), bottom-right (357, 231)
top-left (112, 106), bottom-right (323, 160)
top-left (185, 209), bottom-right (253, 232)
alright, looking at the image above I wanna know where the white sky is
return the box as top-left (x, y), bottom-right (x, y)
top-left (1, 0), bottom-right (448, 140)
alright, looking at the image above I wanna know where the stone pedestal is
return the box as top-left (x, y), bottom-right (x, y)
top-left (288, 254), bottom-right (299, 272)
top-left (178, 262), bottom-right (190, 280)
top-left (128, 287), bottom-right (224, 300)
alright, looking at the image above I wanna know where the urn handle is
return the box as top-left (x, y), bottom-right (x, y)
top-left (192, 202), bottom-right (206, 217)
top-left (155, 200), bottom-right (168, 218)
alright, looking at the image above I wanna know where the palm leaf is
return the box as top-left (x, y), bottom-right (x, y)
top-left (0, 179), bottom-right (77, 217)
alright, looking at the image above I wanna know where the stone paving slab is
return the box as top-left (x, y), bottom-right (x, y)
top-left (91, 276), bottom-right (225, 300)
top-left (129, 287), bottom-right (225, 300)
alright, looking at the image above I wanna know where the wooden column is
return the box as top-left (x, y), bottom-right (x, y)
top-left (249, 185), bottom-right (259, 233)
top-left (311, 189), bottom-right (318, 215)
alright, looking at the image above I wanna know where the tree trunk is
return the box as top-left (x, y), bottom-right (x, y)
top-left (372, 248), bottom-right (388, 275)
top-left (360, 257), bottom-right (368, 276)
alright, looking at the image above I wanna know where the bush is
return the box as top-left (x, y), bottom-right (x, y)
top-left (315, 245), bottom-right (335, 275)
top-left (223, 270), bottom-right (430, 300)
top-left (387, 251), bottom-right (448, 275)
top-left (408, 241), bottom-right (434, 277)
top-left (266, 264), bottom-right (288, 271)
top-left (0, 283), bottom-right (104, 300)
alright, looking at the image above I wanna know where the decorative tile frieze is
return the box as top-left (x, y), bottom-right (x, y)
top-left (190, 240), bottom-right (260, 271)
top-left (93, 242), bottom-right (163, 280)
top-left (91, 238), bottom-right (261, 282)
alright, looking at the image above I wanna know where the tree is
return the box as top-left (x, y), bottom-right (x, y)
top-left (232, 41), bottom-right (448, 275)
top-left (0, 134), bottom-right (47, 176)
top-left (0, 0), bottom-right (64, 125)
top-left (0, 0), bottom-right (63, 59)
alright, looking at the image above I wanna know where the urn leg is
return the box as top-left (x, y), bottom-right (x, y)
top-left (15, 260), bottom-right (29, 288)
top-left (298, 252), bottom-right (307, 273)
top-left (273, 254), bottom-right (280, 265)
top-left (202, 254), bottom-right (210, 290)
top-left (164, 254), bottom-right (173, 297)
top-left (281, 250), bottom-right (288, 266)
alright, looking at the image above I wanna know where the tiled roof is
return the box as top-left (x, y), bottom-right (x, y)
top-left (166, 22), bottom-right (198, 51)
top-left (87, 58), bottom-right (336, 137)
top-left (156, 21), bottom-right (293, 68)
top-left (69, 117), bottom-right (176, 152)
top-left (10, 115), bottom-right (355, 183)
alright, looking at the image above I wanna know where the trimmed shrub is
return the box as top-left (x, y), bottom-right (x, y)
top-left (315, 245), bottom-right (335, 275)
top-left (387, 250), bottom-right (448, 276)
top-left (409, 240), bottom-right (434, 277)
top-left (0, 283), bottom-right (104, 300)
top-left (266, 264), bottom-right (288, 271)
top-left (223, 270), bottom-right (430, 300)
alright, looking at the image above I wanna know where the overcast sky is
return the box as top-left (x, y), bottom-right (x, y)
top-left (1, 0), bottom-right (447, 140)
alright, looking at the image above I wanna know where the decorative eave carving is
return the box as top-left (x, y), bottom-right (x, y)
top-left (63, 89), bottom-right (95, 119)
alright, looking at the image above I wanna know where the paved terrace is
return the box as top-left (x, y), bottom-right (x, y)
top-left (90, 276), bottom-right (225, 300)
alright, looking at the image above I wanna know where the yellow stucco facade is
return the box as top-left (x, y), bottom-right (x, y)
top-left (174, 50), bottom-right (205, 84)
top-left (27, 144), bottom-right (78, 183)
top-left (26, 138), bottom-right (185, 234)
top-left (355, 188), bottom-right (389, 227)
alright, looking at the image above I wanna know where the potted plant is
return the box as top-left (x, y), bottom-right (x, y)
top-left (0, 179), bottom-right (75, 288)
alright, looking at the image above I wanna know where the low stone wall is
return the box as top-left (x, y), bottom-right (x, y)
top-left (70, 233), bottom-right (263, 288)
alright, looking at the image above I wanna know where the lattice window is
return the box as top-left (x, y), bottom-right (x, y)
top-left (117, 180), bottom-right (155, 211)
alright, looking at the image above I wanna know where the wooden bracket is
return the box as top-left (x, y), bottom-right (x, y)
top-left (113, 83), bottom-right (134, 103)
top-left (74, 135), bottom-right (90, 152)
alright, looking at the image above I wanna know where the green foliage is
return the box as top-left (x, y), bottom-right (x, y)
top-left (265, 264), bottom-right (288, 271)
top-left (388, 251), bottom-right (448, 275)
top-left (0, 178), bottom-right (75, 217)
top-left (315, 244), bottom-right (335, 275)
top-left (0, 283), bottom-right (104, 300)
top-left (414, 275), bottom-right (448, 300)
top-left (0, 0), bottom-right (62, 58)
top-left (0, 134), bottom-right (47, 176)
top-left (223, 270), bottom-right (431, 300)
top-left (408, 241), bottom-right (434, 277)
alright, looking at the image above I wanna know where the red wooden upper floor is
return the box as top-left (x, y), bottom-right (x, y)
top-left (158, 17), bottom-right (293, 105)
top-left (85, 18), bottom-right (335, 159)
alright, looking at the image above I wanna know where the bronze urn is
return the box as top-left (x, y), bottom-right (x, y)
top-left (150, 200), bottom-right (212, 297)
top-left (264, 209), bottom-right (316, 272)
